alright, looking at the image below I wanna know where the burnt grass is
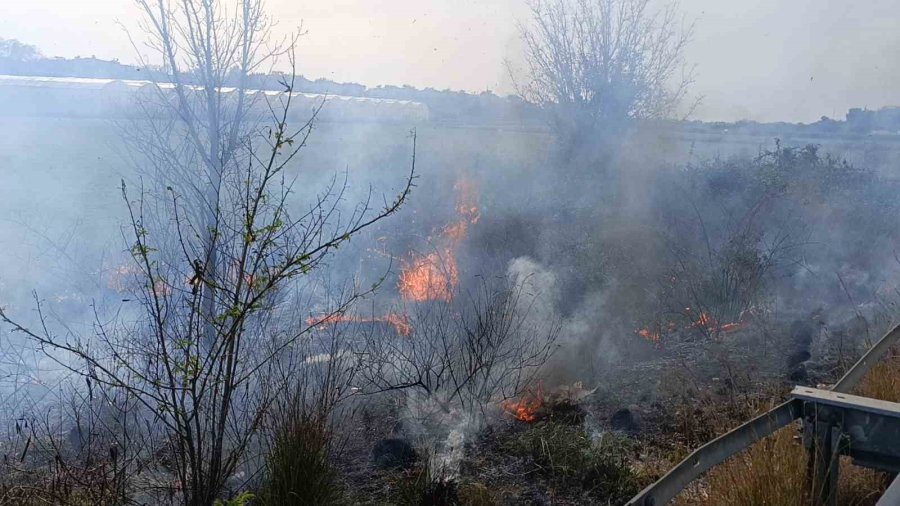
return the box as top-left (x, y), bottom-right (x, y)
top-left (332, 318), bottom-right (868, 506)
top-left (338, 400), bottom-right (644, 505)
top-left (335, 395), bottom-right (737, 505)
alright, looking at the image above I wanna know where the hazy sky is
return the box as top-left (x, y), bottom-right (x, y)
top-left (3, 0), bottom-right (900, 123)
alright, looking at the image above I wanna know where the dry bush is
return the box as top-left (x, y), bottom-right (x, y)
top-left (513, 0), bottom-right (694, 143)
top-left (1, 389), bottom-right (135, 506)
top-left (362, 275), bottom-right (560, 422)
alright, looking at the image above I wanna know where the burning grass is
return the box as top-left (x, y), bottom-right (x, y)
top-left (397, 179), bottom-right (479, 303)
top-left (635, 309), bottom-right (746, 345)
top-left (500, 384), bottom-right (544, 422)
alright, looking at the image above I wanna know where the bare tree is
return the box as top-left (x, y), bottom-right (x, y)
top-left (0, 1), bottom-right (417, 504)
top-left (126, 0), bottom-right (279, 346)
top-left (511, 0), bottom-right (695, 140)
top-left (361, 275), bottom-right (559, 420)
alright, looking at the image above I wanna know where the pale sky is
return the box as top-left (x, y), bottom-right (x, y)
top-left (3, 0), bottom-right (900, 123)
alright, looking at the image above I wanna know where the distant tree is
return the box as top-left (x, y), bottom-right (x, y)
top-left (0, 38), bottom-right (43, 62)
top-left (511, 0), bottom-right (695, 142)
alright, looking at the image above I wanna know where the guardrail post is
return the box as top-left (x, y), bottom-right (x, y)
top-left (804, 403), bottom-right (842, 506)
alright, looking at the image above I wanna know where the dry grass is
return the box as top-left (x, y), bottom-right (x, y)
top-left (457, 481), bottom-right (499, 506)
top-left (673, 427), bottom-right (806, 506)
top-left (669, 347), bottom-right (900, 505)
top-left (673, 427), bottom-right (886, 506)
top-left (855, 349), bottom-right (900, 403)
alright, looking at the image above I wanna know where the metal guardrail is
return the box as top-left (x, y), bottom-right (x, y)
top-left (626, 399), bottom-right (802, 505)
top-left (876, 473), bottom-right (900, 506)
top-left (626, 322), bottom-right (900, 506)
top-left (833, 324), bottom-right (900, 393)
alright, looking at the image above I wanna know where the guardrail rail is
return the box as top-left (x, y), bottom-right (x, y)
top-left (627, 323), bottom-right (900, 506)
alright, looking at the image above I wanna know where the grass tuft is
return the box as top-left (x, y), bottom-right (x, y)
top-left (256, 409), bottom-right (343, 506)
top-left (506, 421), bottom-right (639, 504)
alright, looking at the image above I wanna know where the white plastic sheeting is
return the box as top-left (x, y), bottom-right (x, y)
top-left (0, 74), bottom-right (430, 123)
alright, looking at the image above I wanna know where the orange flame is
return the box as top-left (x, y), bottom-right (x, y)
top-left (398, 179), bottom-right (478, 303)
top-left (501, 383), bottom-right (544, 422)
top-left (636, 309), bottom-right (744, 343)
top-left (306, 312), bottom-right (412, 336)
top-left (688, 309), bottom-right (744, 334)
top-left (637, 328), bottom-right (661, 343)
top-left (398, 249), bottom-right (459, 302)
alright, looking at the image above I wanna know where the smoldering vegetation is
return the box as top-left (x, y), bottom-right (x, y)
top-left (3, 1), bottom-right (900, 505)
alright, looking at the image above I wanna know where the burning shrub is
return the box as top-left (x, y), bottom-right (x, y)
top-left (506, 422), bottom-right (639, 503)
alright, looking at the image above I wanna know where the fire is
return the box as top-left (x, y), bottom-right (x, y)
top-left (718, 322), bottom-right (743, 333)
top-left (693, 312), bottom-right (712, 328)
top-left (636, 309), bottom-right (744, 343)
top-left (501, 383), bottom-right (545, 422)
top-left (687, 308), bottom-right (744, 334)
top-left (440, 221), bottom-right (469, 243)
top-left (306, 312), bottom-right (412, 336)
top-left (398, 179), bottom-right (478, 302)
top-left (398, 249), bottom-right (459, 302)
top-left (637, 328), bottom-right (661, 343)
top-left (455, 180), bottom-right (480, 222)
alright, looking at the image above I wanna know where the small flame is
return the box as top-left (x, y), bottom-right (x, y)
top-left (501, 383), bottom-right (544, 422)
top-left (636, 309), bottom-right (745, 343)
top-left (637, 328), bottom-right (661, 343)
top-left (687, 309), bottom-right (744, 334)
top-left (306, 312), bottom-right (412, 336)
top-left (693, 312), bottom-right (712, 328)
